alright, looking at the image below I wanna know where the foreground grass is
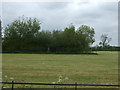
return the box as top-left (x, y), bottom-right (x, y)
top-left (2, 51), bottom-right (118, 88)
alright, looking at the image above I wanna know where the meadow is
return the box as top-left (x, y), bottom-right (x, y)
top-left (2, 51), bottom-right (118, 88)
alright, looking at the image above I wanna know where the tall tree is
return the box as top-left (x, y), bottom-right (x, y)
top-left (76, 25), bottom-right (95, 51)
top-left (63, 24), bottom-right (76, 50)
top-left (3, 16), bottom-right (41, 51)
top-left (35, 31), bottom-right (52, 51)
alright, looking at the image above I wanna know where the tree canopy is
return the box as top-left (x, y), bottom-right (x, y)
top-left (3, 16), bottom-right (41, 51)
top-left (2, 16), bottom-right (95, 53)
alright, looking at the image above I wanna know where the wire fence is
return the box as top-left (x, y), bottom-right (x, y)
top-left (1, 81), bottom-right (120, 90)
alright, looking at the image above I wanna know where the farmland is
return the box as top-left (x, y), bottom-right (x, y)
top-left (2, 51), bottom-right (118, 88)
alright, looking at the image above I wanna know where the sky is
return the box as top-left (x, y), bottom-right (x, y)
top-left (1, 1), bottom-right (118, 46)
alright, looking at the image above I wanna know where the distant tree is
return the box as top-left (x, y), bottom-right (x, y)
top-left (3, 16), bottom-right (41, 51)
top-left (99, 34), bottom-right (112, 47)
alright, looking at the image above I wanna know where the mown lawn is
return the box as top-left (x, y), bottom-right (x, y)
top-left (2, 51), bottom-right (118, 88)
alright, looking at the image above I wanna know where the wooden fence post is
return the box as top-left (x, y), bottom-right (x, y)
top-left (12, 81), bottom-right (14, 90)
top-left (75, 82), bottom-right (77, 90)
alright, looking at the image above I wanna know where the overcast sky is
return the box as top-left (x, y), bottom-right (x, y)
top-left (2, 1), bottom-right (118, 46)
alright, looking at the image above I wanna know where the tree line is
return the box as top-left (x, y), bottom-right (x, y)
top-left (2, 16), bottom-right (119, 53)
top-left (2, 16), bottom-right (96, 53)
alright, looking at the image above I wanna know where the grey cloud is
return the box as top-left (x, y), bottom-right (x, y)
top-left (99, 2), bottom-right (118, 12)
top-left (37, 2), bottom-right (69, 10)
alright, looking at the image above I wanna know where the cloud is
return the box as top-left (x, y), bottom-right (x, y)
top-left (2, 1), bottom-right (118, 46)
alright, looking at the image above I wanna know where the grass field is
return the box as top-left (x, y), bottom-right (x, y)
top-left (2, 51), bottom-right (118, 88)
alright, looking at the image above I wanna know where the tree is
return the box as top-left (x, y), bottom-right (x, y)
top-left (63, 24), bottom-right (76, 51)
top-left (51, 24), bottom-right (95, 52)
top-left (35, 31), bottom-right (52, 51)
top-left (99, 34), bottom-right (112, 47)
top-left (76, 25), bottom-right (95, 51)
top-left (3, 16), bottom-right (41, 51)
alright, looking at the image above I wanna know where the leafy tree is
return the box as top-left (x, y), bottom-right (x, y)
top-left (3, 16), bottom-right (41, 51)
top-left (99, 34), bottom-right (112, 47)
top-left (35, 31), bottom-right (52, 51)
top-left (76, 25), bottom-right (95, 51)
top-left (51, 24), bottom-right (95, 52)
top-left (63, 24), bottom-right (76, 51)
top-left (50, 30), bottom-right (64, 52)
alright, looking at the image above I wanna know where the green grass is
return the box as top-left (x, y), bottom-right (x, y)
top-left (2, 51), bottom-right (118, 88)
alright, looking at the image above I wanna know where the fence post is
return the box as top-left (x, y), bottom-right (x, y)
top-left (75, 82), bottom-right (77, 90)
top-left (12, 81), bottom-right (14, 90)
